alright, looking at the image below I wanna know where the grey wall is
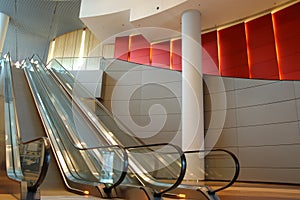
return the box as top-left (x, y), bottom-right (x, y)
top-left (101, 59), bottom-right (182, 146)
top-left (101, 59), bottom-right (300, 184)
top-left (70, 70), bottom-right (103, 98)
top-left (204, 75), bottom-right (300, 184)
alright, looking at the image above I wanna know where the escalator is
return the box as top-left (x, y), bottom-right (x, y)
top-left (0, 54), bottom-right (50, 199)
top-left (1, 53), bottom-right (128, 199)
top-left (29, 55), bottom-right (240, 199)
top-left (22, 57), bottom-right (129, 197)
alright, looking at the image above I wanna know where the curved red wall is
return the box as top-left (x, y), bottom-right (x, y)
top-left (114, 2), bottom-right (300, 80)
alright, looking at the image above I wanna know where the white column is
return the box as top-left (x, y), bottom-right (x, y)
top-left (0, 12), bottom-right (9, 53)
top-left (182, 10), bottom-right (204, 180)
top-left (182, 10), bottom-right (203, 151)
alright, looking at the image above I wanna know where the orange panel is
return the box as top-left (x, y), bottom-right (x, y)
top-left (130, 34), bottom-right (150, 65)
top-left (171, 39), bottom-right (182, 71)
top-left (114, 36), bottom-right (129, 61)
top-left (151, 41), bottom-right (170, 69)
top-left (272, 2), bottom-right (300, 80)
top-left (202, 31), bottom-right (219, 75)
top-left (246, 14), bottom-right (279, 80)
top-left (218, 23), bottom-right (249, 78)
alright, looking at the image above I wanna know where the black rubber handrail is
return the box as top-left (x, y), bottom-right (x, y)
top-left (184, 148), bottom-right (240, 194)
top-left (26, 56), bottom-right (129, 192)
top-left (22, 137), bottom-right (51, 192)
top-left (125, 142), bottom-right (187, 197)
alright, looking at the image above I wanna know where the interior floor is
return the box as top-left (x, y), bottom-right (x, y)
top-left (217, 182), bottom-right (300, 200)
top-left (1, 179), bottom-right (300, 200)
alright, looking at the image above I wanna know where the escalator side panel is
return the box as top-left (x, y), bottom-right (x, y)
top-left (11, 67), bottom-right (45, 141)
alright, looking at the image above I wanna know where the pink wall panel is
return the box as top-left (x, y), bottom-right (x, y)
top-left (114, 36), bottom-right (129, 61)
top-left (130, 34), bottom-right (150, 65)
top-left (171, 39), bottom-right (182, 71)
top-left (151, 41), bottom-right (170, 69)
top-left (202, 31), bottom-right (219, 75)
top-left (218, 23), bottom-right (249, 78)
top-left (245, 14), bottom-right (279, 79)
top-left (272, 2), bottom-right (300, 80)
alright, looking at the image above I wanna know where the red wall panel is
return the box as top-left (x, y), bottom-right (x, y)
top-left (114, 36), bottom-right (129, 61)
top-left (245, 14), bottom-right (279, 79)
top-left (202, 31), bottom-right (219, 75)
top-left (130, 34), bottom-right (150, 65)
top-left (272, 2), bottom-right (300, 80)
top-left (151, 41), bottom-right (170, 69)
top-left (171, 39), bottom-right (182, 71)
top-left (218, 23), bottom-right (249, 78)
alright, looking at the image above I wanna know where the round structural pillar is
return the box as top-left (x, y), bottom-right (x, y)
top-left (182, 10), bottom-right (204, 180)
top-left (182, 10), bottom-right (203, 151)
top-left (0, 12), bottom-right (9, 53)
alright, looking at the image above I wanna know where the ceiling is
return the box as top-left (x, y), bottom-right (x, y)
top-left (0, 0), bottom-right (299, 61)
top-left (81, 0), bottom-right (299, 42)
top-left (0, 0), bottom-right (84, 62)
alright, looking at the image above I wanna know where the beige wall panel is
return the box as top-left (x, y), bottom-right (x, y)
top-left (296, 98), bottom-right (300, 121)
top-left (63, 30), bottom-right (77, 57)
top-left (140, 131), bottom-right (182, 146)
top-left (294, 81), bottom-right (300, 98)
top-left (103, 59), bottom-right (142, 71)
top-left (102, 44), bottom-right (115, 58)
top-left (236, 81), bottom-right (295, 108)
top-left (102, 85), bottom-right (143, 101)
top-left (140, 81), bottom-right (182, 99)
top-left (107, 100), bottom-right (141, 116)
top-left (101, 100), bottom-right (112, 111)
top-left (204, 75), bottom-right (235, 94)
top-left (53, 34), bottom-right (66, 58)
top-left (117, 114), bottom-right (181, 132)
top-left (237, 122), bottom-right (300, 146)
top-left (83, 29), bottom-right (91, 57)
top-left (104, 71), bottom-right (143, 86)
top-left (239, 168), bottom-right (300, 183)
top-left (236, 100), bottom-right (298, 127)
top-left (87, 30), bottom-right (101, 57)
top-left (222, 109), bottom-right (237, 129)
top-left (74, 29), bottom-right (83, 57)
top-left (205, 128), bottom-right (238, 148)
top-left (206, 168), bottom-right (238, 180)
top-left (239, 145), bottom-right (300, 168)
top-left (141, 68), bottom-right (181, 83)
top-left (140, 98), bottom-right (181, 114)
top-left (205, 109), bottom-right (236, 129)
top-left (234, 78), bottom-right (276, 90)
top-left (204, 90), bottom-right (235, 111)
top-left (47, 40), bottom-right (54, 62)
